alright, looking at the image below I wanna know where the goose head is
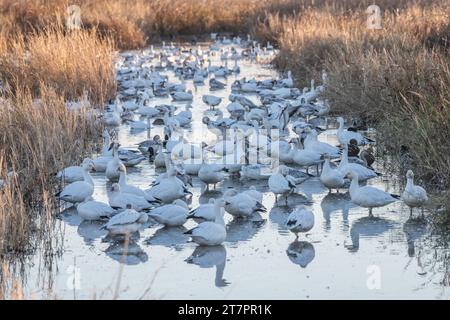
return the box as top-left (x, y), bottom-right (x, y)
top-left (346, 171), bottom-right (359, 181)
top-left (82, 159), bottom-right (96, 172)
top-left (406, 170), bottom-right (414, 180)
top-left (337, 117), bottom-right (344, 126)
top-left (117, 163), bottom-right (127, 173)
top-left (110, 183), bottom-right (120, 192)
top-left (215, 198), bottom-right (228, 207)
top-left (108, 141), bottom-right (120, 151)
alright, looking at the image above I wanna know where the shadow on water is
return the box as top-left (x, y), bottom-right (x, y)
top-left (185, 245), bottom-right (230, 288)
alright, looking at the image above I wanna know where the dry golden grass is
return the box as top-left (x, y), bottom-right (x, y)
top-left (0, 86), bottom-right (101, 256)
top-left (257, 1), bottom-right (450, 189)
top-left (0, 27), bottom-right (116, 106)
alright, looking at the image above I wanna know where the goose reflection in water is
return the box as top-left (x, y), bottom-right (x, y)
top-left (105, 241), bottom-right (148, 265)
top-left (185, 245), bottom-right (230, 287)
top-left (226, 213), bottom-right (266, 244)
top-left (403, 217), bottom-right (428, 257)
top-left (286, 241), bottom-right (315, 268)
top-left (269, 205), bottom-right (293, 236)
top-left (198, 190), bottom-right (223, 204)
top-left (60, 206), bottom-right (82, 227)
top-left (345, 216), bottom-right (395, 253)
top-left (320, 192), bottom-right (356, 231)
top-left (144, 226), bottom-right (190, 250)
top-left (77, 220), bottom-right (108, 245)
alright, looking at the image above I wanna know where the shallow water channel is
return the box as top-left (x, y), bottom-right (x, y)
top-left (16, 44), bottom-right (449, 299)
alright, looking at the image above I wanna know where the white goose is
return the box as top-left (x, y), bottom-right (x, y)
top-left (337, 117), bottom-right (373, 146)
top-left (171, 90), bottom-right (193, 101)
top-left (401, 170), bottom-right (428, 217)
top-left (58, 160), bottom-right (95, 204)
top-left (145, 167), bottom-right (191, 203)
top-left (93, 131), bottom-right (114, 172)
top-left (106, 142), bottom-right (123, 182)
top-left (198, 164), bottom-right (226, 190)
top-left (347, 171), bottom-right (399, 216)
top-left (320, 154), bottom-right (345, 192)
top-left (187, 199), bottom-right (216, 221)
top-left (244, 186), bottom-right (263, 203)
top-left (117, 164), bottom-right (147, 198)
top-left (148, 199), bottom-right (189, 227)
top-left (57, 157), bottom-right (94, 183)
top-left (303, 128), bottom-right (340, 157)
top-left (289, 138), bottom-right (322, 175)
top-left (77, 198), bottom-right (115, 221)
top-left (223, 189), bottom-right (266, 218)
top-left (102, 204), bottom-right (148, 236)
top-left (202, 95), bottom-right (222, 110)
top-left (184, 198), bottom-right (227, 246)
top-left (286, 207), bottom-right (315, 238)
top-left (338, 144), bottom-right (378, 181)
top-left (268, 165), bottom-right (296, 204)
top-left (109, 183), bottom-right (156, 211)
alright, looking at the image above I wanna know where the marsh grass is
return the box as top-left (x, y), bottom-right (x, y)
top-left (257, 1), bottom-right (450, 191)
top-left (0, 27), bottom-right (116, 106)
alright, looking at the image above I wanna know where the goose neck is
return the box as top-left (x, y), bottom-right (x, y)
top-left (214, 206), bottom-right (225, 226)
top-left (349, 176), bottom-right (359, 196)
top-left (83, 168), bottom-right (94, 186)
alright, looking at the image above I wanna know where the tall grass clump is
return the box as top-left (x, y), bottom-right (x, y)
top-left (0, 26), bottom-right (115, 256)
top-left (0, 27), bottom-right (116, 106)
top-left (0, 86), bottom-right (101, 256)
top-left (258, 1), bottom-right (450, 191)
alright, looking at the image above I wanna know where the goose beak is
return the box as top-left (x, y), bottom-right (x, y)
top-left (225, 202), bottom-right (231, 206)
top-left (91, 165), bottom-right (97, 172)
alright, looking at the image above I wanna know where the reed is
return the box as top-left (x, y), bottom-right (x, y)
top-left (257, 1), bottom-right (450, 190)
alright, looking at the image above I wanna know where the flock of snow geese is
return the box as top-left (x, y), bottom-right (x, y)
top-left (56, 34), bottom-right (429, 249)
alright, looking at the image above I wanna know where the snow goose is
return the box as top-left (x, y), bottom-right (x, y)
top-left (145, 167), bottom-right (191, 203)
top-left (118, 148), bottom-right (145, 167)
top-left (58, 160), bottom-right (95, 204)
top-left (289, 138), bottom-right (323, 175)
top-left (117, 164), bottom-right (146, 198)
top-left (202, 95), bottom-right (222, 110)
top-left (223, 189), bottom-right (266, 218)
top-left (320, 154), bottom-right (345, 192)
top-left (184, 198), bottom-right (227, 246)
top-left (171, 90), bottom-right (193, 101)
top-left (187, 198), bottom-right (216, 221)
top-left (347, 171), bottom-right (399, 216)
top-left (57, 157), bottom-right (93, 183)
top-left (148, 199), bottom-right (189, 227)
top-left (268, 165), bottom-right (296, 204)
top-left (303, 127), bottom-right (340, 157)
top-left (198, 164), bottom-right (227, 190)
top-left (401, 170), bottom-right (428, 217)
top-left (102, 204), bottom-right (148, 236)
top-left (337, 117), bottom-right (374, 146)
top-left (338, 144), bottom-right (378, 181)
top-left (106, 142), bottom-right (123, 182)
top-left (209, 77), bottom-right (226, 90)
top-left (77, 199), bottom-right (115, 221)
top-left (109, 183), bottom-right (157, 211)
top-left (244, 186), bottom-right (263, 203)
top-left (286, 207), bottom-right (315, 238)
